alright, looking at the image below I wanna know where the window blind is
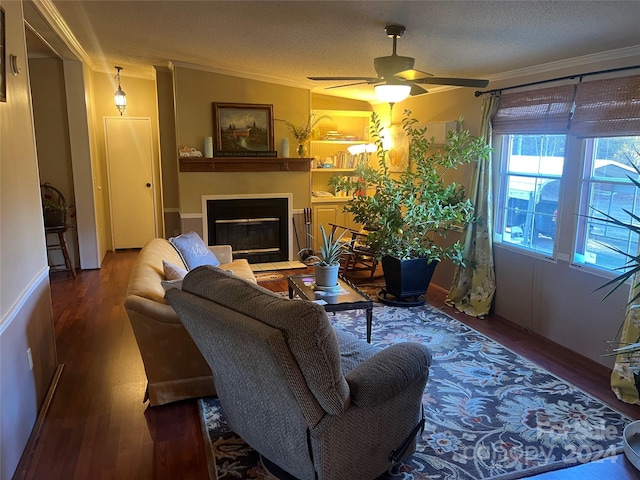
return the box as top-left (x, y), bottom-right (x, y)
top-left (492, 74), bottom-right (640, 137)
top-left (492, 85), bottom-right (575, 134)
top-left (570, 75), bottom-right (640, 137)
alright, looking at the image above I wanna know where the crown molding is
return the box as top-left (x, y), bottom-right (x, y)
top-left (388, 45), bottom-right (640, 103)
top-left (90, 65), bottom-right (157, 81)
top-left (31, 0), bottom-right (93, 68)
top-left (488, 45), bottom-right (640, 83)
top-left (168, 61), bottom-right (313, 91)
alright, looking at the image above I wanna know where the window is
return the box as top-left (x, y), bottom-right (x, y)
top-left (574, 136), bottom-right (640, 271)
top-left (495, 134), bottom-right (566, 256)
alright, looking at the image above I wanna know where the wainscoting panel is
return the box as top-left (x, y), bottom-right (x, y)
top-left (0, 269), bottom-right (57, 479)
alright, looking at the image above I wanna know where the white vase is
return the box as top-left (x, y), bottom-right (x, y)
top-left (314, 264), bottom-right (340, 287)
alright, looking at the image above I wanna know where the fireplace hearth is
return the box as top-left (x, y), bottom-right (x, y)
top-left (204, 195), bottom-right (292, 264)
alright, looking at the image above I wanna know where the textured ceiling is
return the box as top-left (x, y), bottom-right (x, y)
top-left (43, 1), bottom-right (640, 102)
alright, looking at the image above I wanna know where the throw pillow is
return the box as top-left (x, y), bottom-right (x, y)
top-left (163, 260), bottom-right (188, 280)
top-left (169, 231), bottom-right (220, 270)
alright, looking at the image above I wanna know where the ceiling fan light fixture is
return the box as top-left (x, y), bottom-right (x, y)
top-left (375, 83), bottom-right (411, 103)
top-left (309, 24), bottom-right (487, 100)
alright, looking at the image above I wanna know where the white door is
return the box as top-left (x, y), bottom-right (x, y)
top-left (105, 117), bottom-right (156, 249)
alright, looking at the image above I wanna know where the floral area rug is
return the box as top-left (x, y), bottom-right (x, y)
top-left (199, 304), bottom-right (631, 480)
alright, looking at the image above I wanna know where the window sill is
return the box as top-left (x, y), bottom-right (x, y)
top-left (493, 242), bottom-right (557, 263)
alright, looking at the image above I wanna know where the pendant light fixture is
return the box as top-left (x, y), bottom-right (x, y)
top-left (114, 66), bottom-right (127, 115)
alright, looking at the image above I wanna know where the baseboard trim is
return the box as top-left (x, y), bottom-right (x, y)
top-left (12, 364), bottom-right (65, 480)
top-left (427, 283), bottom-right (449, 303)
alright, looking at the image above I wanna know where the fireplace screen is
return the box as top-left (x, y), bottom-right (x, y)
top-left (206, 197), bottom-right (289, 263)
top-left (214, 217), bottom-right (280, 254)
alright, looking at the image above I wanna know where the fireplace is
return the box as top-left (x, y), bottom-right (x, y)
top-left (204, 195), bottom-right (292, 263)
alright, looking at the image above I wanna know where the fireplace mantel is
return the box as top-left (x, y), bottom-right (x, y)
top-left (179, 156), bottom-right (312, 172)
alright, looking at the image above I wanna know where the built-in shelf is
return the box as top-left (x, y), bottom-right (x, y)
top-left (311, 140), bottom-right (365, 145)
top-left (311, 196), bottom-right (351, 204)
top-left (311, 168), bottom-right (356, 173)
top-left (179, 156), bottom-right (312, 173)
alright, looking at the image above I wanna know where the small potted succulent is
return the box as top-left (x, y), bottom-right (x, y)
top-left (304, 226), bottom-right (349, 288)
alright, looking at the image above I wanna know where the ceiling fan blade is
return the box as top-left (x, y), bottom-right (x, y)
top-left (307, 76), bottom-right (380, 82)
top-left (409, 84), bottom-right (429, 96)
top-left (412, 77), bottom-right (489, 88)
top-left (325, 80), bottom-right (382, 90)
top-left (394, 69), bottom-right (434, 81)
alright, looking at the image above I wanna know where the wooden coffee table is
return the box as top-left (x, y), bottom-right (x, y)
top-left (287, 274), bottom-right (374, 343)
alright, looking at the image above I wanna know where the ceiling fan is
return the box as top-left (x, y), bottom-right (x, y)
top-left (308, 24), bottom-right (489, 102)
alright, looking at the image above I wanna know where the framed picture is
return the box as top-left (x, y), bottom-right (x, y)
top-left (0, 6), bottom-right (5, 103)
top-left (212, 102), bottom-right (275, 156)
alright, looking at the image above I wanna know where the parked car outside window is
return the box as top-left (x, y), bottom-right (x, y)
top-left (574, 136), bottom-right (640, 271)
top-left (495, 134), bottom-right (565, 257)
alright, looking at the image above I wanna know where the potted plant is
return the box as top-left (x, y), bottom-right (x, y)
top-left (42, 193), bottom-right (69, 227)
top-left (592, 156), bottom-right (640, 360)
top-left (276, 112), bottom-right (332, 158)
top-left (330, 109), bottom-right (491, 304)
top-left (304, 225), bottom-right (349, 288)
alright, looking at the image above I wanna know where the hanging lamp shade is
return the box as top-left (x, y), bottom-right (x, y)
top-left (114, 66), bottom-right (127, 115)
top-left (114, 86), bottom-right (127, 114)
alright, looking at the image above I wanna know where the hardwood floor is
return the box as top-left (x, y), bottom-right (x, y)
top-left (16, 250), bottom-right (640, 479)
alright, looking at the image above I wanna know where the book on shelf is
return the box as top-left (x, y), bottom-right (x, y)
top-left (320, 130), bottom-right (361, 142)
top-left (312, 190), bottom-right (334, 198)
top-left (320, 151), bottom-right (357, 169)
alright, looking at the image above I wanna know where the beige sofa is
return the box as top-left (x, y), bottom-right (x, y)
top-left (124, 237), bottom-right (255, 406)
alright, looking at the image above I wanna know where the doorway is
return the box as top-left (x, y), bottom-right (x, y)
top-left (28, 44), bottom-right (80, 271)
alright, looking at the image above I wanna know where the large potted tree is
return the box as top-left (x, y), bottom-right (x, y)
top-left (331, 109), bottom-right (491, 305)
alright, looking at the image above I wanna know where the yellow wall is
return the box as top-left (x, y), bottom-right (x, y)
top-left (173, 66), bottom-right (314, 213)
top-left (156, 68), bottom-right (180, 236)
top-left (30, 57), bottom-right (80, 267)
top-left (90, 71), bottom-right (163, 245)
top-left (1, 1), bottom-right (58, 477)
top-left (156, 69), bottom-right (179, 209)
top-left (1, 6), bottom-right (50, 311)
top-left (380, 62), bottom-right (640, 367)
top-left (30, 58), bottom-right (73, 185)
top-left (369, 90), bottom-right (486, 288)
top-left (312, 93), bottom-right (372, 112)
top-left (400, 90), bottom-right (485, 287)
top-left (83, 62), bottom-right (109, 260)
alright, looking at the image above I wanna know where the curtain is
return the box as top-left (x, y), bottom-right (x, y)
top-left (611, 275), bottom-right (640, 405)
top-left (445, 95), bottom-right (499, 317)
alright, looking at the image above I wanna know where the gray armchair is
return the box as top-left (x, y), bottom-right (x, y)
top-left (166, 266), bottom-right (431, 480)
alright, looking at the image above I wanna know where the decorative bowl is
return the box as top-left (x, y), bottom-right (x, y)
top-left (623, 419), bottom-right (640, 470)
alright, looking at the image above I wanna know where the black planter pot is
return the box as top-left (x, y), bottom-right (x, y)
top-left (379, 256), bottom-right (438, 307)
